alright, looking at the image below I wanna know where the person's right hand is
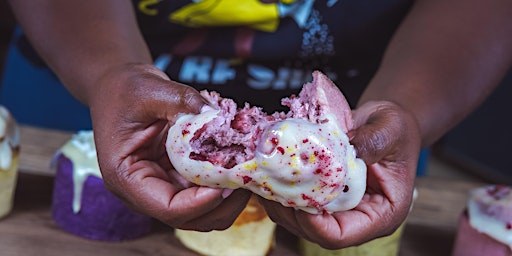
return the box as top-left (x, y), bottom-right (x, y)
top-left (87, 63), bottom-right (251, 231)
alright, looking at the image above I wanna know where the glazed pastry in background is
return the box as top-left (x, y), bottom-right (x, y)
top-left (167, 71), bottom-right (366, 215)
top-left (0, 106), bottom-right (20, 219)
top-left (452, 185), bottom-right (512, 256)
top-left (51, 131), bottom-right (152, 241)
top-left (299, 223), bottom-right (406, 256)
top-left (175, 195), bottom-right (276, 256)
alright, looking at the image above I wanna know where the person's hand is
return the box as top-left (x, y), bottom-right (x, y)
top-left (259, 100), bottom-right (421, 249)
top-left (87, 63), bottom-right (251, 231)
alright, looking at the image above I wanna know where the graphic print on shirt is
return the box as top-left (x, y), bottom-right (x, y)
top-left (167, 0), bottom-right (335, 56)
top-left (136, 0), bottom-right (338, 92)
top-left (132, 0), bottom-right (413, 111)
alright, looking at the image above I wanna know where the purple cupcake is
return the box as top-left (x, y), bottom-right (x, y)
top-left (52, 131), bottom-right (152, 241)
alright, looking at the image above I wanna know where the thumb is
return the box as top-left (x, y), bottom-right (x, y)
top-left (348, 101), bottom-right (405, 164)
top-left (162, 80), bottom-right (209, 121)
top-left (140, 67), bottom-right (209, 121)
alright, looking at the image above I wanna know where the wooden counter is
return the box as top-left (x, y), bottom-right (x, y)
top-left (0, 126), bottom-right (488, 256)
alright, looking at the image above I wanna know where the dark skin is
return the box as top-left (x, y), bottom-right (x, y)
top-left (8, 0), bottom-right (512, 248)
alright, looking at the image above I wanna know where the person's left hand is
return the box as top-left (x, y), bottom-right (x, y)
top-left (259, 100), bottom-right (420, 249)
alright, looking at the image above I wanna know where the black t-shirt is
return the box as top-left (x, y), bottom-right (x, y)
top-left (134, 0), bottom-right (412, 111)
top-left (17, 0), bottom-right (412, 112)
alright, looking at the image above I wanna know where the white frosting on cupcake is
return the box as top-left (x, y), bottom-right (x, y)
top-left (0, 106), bottom-right (19, 171)
top-left (468, 185), bottom-right (512, 249)
top-left (57, 131), bottom-right (101, 213)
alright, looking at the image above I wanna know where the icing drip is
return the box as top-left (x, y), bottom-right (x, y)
top-left (0, 142), bottom-right (12, 171)
top-left (0, 106), bottom-right (19, 171)
top-left (59, 131), bottom-right (101, 214)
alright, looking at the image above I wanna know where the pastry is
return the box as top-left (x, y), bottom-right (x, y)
top-left (166, 71), bottom-right (366, 214)
top-left (51, 130), bottom-right (153, 241)
top-left (175, 195), bottom-right (276, 256)
top-left (452, 185), bottom-right (512, 256)
top-left (0, 106), bottom-right (19, 219)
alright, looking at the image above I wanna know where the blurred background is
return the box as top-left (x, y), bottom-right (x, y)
top-left (1, 0), bottom-right (15, 80)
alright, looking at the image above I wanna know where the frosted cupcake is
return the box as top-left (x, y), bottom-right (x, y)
top-left (0, 106), bottom-right (19, 219)
top-left (452, 185), bottom-right (512, 256)
top-left (299, 222), bottom-right (406, 256)
top-left (51, 130), bottom-right (152, 241)
top-left (175, 195), bottom-right (277, 256)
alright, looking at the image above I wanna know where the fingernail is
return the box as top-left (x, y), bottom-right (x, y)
top-left (347, 130), bottom-right (355, 141)
top-left (222, 189), bottom-right (234, 199)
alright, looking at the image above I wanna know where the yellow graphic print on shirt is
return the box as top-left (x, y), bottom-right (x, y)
top-left (138, 0), bottom-right (159, 16)
top-left (169, 0), bottom-right (298, 32)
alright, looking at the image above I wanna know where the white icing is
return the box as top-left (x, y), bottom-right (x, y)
top-left (468, 186), bottom-right (512, 249)
top-left (167, 110), bottom-right (367, 214)
top-left (59, 130), bottom-right (101, 213)
top-left (0, 106), bottom-right (19, 171)
top-left (0, 142), bottom-right (12, 171)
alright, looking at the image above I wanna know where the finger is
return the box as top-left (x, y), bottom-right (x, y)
top-left (296, 196), bottom-right (401, 249)
top-left (313, 166), bottom-right (411, 248)
top-left (167, 168), bottom-right (194, 190)
top-left (97, 64), bottom-right (209, 123)
top-left (282, 163), bottom-right (413, 249)
top-left (259, 192), bottom-right (389, 249)
top-left (160, 80), bottom-right (210, 120)
top-left (177, 189), bottom-right (252, 231)
top-left (103, 160), bottom-right (234, 228)
top-left (349, 104), bottom-right (403, 164)
top-left (134, 72), bottom-right (209, 121)
top-left (259, 198), bottom-right (384, 249)
top-left (258, 198), bottom-right (306, 238)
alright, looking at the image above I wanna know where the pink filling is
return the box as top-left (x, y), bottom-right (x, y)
top-left (189, 81), bottom-right (330, 169)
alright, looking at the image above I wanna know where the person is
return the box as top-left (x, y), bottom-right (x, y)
top-left (2, 0), bottom-right (511, 249)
